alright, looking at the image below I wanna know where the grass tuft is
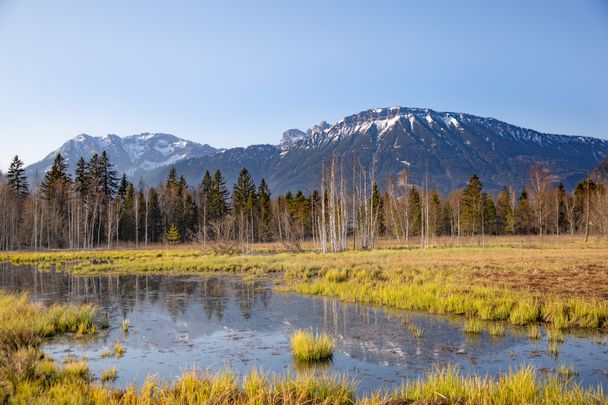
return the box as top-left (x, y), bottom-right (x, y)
top-left (290, 330), bottom-right (333, 362)
top-left (101, 367), bottom-right (117, 383)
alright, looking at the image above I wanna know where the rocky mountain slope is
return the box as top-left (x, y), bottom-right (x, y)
top-left (149, 107), bottom-right (608, 194)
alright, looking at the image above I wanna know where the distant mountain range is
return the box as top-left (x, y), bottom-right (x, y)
top-left (25, 133), bottom-right (219, 182)
top-left (25, 107), bottom-right (608, 194)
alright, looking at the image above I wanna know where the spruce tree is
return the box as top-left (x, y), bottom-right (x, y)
top-left (100, 151), bottom-right (119, 199)
top-left (118, 174), bottom-right (129, 201)
top-left (7, 155), bottom-right (29, 199)
top-left (119, 182), bottom-right (136, 241)
top-left (483, 193), bottom-right (497, 235)
top-left (461, 174), bottom-right (483, 235)
top-left (74, 157), bottom-right (89, 198)
top-left (232, 168), bottom-right (256, 215)
top-left (41, 153), bottom-right (70, 200)
top-left (515, 190), bottom-right (533, 234)
top-left (167, 223), bottom-right (181, 244)
top-left (257, 179), bottom-right (272, 242)
top-left (147, 187), bottom-right (163, 243)
top-left (407, 186), bottom-right (422, 236)
top-left (210, 169), bottom-right (229, 220)
top-left (496, 187), bottom-right (514, 234)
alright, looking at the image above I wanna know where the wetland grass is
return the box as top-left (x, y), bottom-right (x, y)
top-left (488, 323), bottom-right (505, 337)
top-left (0, 290), bottom-right (606, 404)
top-left (101, 367), bottom-right (117, 383)
top-left (121, 318), bottom-right (130, 332)
top-left (113, 341), bottom-right (125, 358)
top-left (2, 244), bottom-right (608, 334)
top-left (463, 318), bottom-right (483, 334)
top-left (527, 324), bottom-right (542, 340)
top-left (290, 330), bottom-right (334, 362)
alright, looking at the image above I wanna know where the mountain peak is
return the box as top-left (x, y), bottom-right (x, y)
top-left (280, 129), bottom-right (307, 148)
top-left (26, 132), bottom-right (219, 179)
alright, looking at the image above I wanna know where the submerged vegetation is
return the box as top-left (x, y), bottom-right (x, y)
top-left (290, 330), bottom-right (334, 362)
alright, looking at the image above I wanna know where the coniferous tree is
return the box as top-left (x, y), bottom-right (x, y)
top-left (461, 174), bottom-right (483, 235)
top-left (167, 223), bottom-right (181, 244)
top-left (119, 182), bottom-right (136, 241)
top-left (407, 186), bottom-right (422, 236)
top-left (198, 170), bottom-right (213, 240)
top-left (232, 168), bottom-right (257, 248)
top-left (232, 168), bottom-right (257, 215)
top-left (515, 190), bottom-right (534, 234)
top-left (74, 157), bottom-right (89, 198)
top-left (496, 187), bottom-right (514, 234)
top-left (210, 169), bottom-right (229, 221)
top-left (100, 151), bottom-right (119, 199)
top-left (483, 193), bottom-right (498, 235)
top-left (7, 155), bottom-right (29, 200)
top-left (257, 179), bottom-right (272, 242)
top-left (118, 174), bottom-right (129, 201)
top-left (147, 187), bottom-right (163, 243)
top-left (371, 183), bottom-right (385, 236)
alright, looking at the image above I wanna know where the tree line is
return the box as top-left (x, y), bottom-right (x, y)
top-left (1, 153), bottom-right (607, 252)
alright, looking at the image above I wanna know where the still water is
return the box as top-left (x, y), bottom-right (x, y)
top-left (0, 264), bottom-right (606, 395)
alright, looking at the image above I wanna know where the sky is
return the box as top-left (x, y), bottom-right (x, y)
top-left (0, 0), bottom-right (607, 171)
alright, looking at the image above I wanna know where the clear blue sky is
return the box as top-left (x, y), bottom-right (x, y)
top-left (0, 0), bottom-right (607, 170)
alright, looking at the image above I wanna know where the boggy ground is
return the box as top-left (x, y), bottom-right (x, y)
top-left (2, 239), bottom-right (608, 332)
top-left (0, 291), bottom-right (606, 404)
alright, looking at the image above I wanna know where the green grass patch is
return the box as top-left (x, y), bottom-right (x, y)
top-left (290, 330), bottom-right (334, 362)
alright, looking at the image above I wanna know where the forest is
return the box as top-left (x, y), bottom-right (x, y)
top-left (0, 152), bottom-right (607, 252)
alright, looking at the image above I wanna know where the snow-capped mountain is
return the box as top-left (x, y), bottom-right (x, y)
top-left (25, 133), bottom-right (218, 182)
top-left (25, 107), bottom-right (608, 193)
top-left (154, 107), bottom-right (608, 194)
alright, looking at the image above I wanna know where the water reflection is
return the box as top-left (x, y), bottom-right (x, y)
top-left (0, 263), bottom-right (606, 395)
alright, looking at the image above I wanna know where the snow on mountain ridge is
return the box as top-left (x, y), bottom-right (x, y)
top-left (26, 132), bottom-right (219, 180)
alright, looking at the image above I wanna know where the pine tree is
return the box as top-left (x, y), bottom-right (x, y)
top-left (7, 155), bottom-right (29, 200)
top-left (166, 223), bottom-right (181, 245)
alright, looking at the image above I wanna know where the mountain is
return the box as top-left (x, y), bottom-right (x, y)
top-left (25, 133), bottom-right (219, 182)
top-left (591, 156), bottom-right (608, 184)
top-left (148, 107), bottom-right (608, 194)
top-left (26, 107), bottom-right (608, 194)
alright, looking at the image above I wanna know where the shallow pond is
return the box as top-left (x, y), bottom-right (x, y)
top-left (0, 264), bottom-right (607, 395)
